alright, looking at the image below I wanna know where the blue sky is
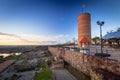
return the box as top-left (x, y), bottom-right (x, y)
top-left (0, 0), bottom-right (120, 45)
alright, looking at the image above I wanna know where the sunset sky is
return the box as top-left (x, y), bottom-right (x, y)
top-left (0, 0), bottom-right (120, 45)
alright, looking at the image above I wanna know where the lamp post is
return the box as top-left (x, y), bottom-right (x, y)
top-left (97, 21), bottom-right (104, 54)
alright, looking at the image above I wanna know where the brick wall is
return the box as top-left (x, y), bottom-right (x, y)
top-left (49, 47), bottom-right (120, 80)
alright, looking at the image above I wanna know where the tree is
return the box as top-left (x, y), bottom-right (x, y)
top-left (72, 37), bottom-right (76, 44)
top-left (117, 28), bottom-right (120, 32)
top-left (92, 36), bottom-right (100, 45)
top-left (72, 37), bottom-right (75, 48)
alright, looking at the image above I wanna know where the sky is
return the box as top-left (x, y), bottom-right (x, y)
top-left (0, 0), bottom-right (120, 45)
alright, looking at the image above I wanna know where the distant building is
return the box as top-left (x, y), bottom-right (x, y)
top-left (103, 28), bottom-right (120, 46)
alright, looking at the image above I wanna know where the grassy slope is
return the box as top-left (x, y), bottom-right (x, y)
top-left (35, 60), bottom-right (53, 80)
top-left (35, 68), bottom-right (53, 80)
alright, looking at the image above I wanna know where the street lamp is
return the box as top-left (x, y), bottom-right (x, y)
top-left (97, 21), bottom-right (104, 54)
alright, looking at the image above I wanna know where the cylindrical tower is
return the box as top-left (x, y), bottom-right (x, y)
top-left (78, 13), bottom-right (91, 48)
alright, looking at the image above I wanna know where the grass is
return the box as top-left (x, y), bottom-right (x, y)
top-left (35, 68), bottom-right (53, 80)
top-left (35, 60), bottom-right (54, 80)
top-left (47, 52), bottom-right (52, 57)
top-left (45, 51), bottom-right (53, 57)
top-left (5, 55), bottom-right (23, 60)
top-left (37, 60), bottom-right (46, 68)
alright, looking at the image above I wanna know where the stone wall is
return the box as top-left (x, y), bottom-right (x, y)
top-left (49, 47), bottom-right (120, 80)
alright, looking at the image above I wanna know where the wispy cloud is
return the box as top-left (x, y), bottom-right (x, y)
top-left (21, 34), bottom-right (69, 42)
top-left (0, 32), bottom-right (28, 42)
top-left (0, 32), bottom-right (39, 45)
top-left (0, 32), bottom-right (70, 45)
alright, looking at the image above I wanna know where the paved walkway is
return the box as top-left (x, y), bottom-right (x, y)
top-left (52, 69), bottom-right (77, 80)
top-left (18, 71), bottom-right (36, 80)
top-left (90, 45), bottom-right (120, 61)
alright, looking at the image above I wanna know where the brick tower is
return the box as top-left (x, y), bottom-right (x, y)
top-left (78, 13), bottom-right (91, 48)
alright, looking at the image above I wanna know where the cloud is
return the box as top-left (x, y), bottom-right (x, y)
top-left (54, 34), bottom-right (69, 39)
top-left (0, 32), bottom-right (44, 45)
top-left (21, 34), bottom-right (69, 42)
top-left (0, 32), bottom-right (28, 42)
top-left (0, 32), bottom-right (69, 45)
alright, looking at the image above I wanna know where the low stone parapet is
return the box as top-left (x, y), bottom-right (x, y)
top-left (49, 47), bottom-right (120, 80)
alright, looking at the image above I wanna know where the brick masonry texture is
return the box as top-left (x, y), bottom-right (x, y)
top-left (49, 47), bottom-right (120, 80)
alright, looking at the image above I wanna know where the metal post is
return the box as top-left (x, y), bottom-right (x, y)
top-left (97, 21), bottom-right (104, 54)
top-left (100, 25), bottom-right (103, 53)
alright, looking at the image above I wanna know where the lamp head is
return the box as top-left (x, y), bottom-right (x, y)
top-left (97, 21), bottom-right (104, 26)
top-left (101, 22), bottom-right (104, 26)
top-left (97, 21), bottom-right (100, 25)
